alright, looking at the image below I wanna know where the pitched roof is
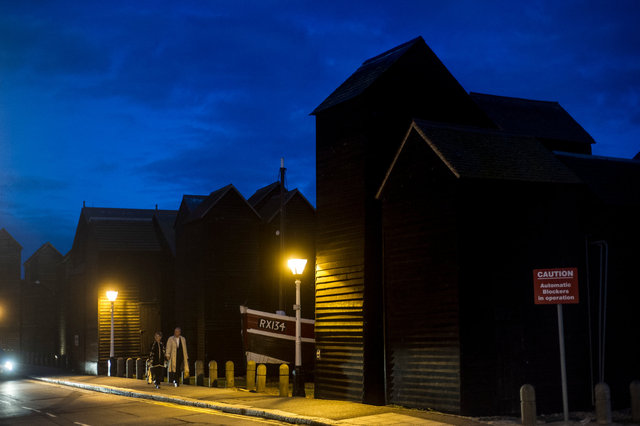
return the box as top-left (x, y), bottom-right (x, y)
top-left (555, 152), bottom-right (640, 206)
top-left (0, 228), bottom-right (21, 249)
top-left (154, 210), bottom-right (178, 255)
top-left (312, 37), bottom-right (423, 114)
top-left (185, 184), bottom-right (260, 223)
top-left (182, 195), bottom-right (207, 212)
top-left (634, 151), bottom-right (640, 161)
top-left (23, 242), bottom-right (63, 266)
top-left (248, 182), bottom-right (281, 209)
top-left (377, 120), bottom-right (580, 197)
top-left (470, 93), bottom-right (595, 146)
top-left (81, 207), bottom-right (177, 251)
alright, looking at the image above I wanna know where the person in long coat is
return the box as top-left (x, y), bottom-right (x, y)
top-left (166, 326), bottom-right (189, 386)
top-left (148, 331), bottom-right (166, 389)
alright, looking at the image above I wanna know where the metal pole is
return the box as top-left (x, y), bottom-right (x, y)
top-left (557, 304), bottom-right (569, 423)
top-left (293, 278), bottom-right (305, 396)
top-left (278, 158), bottom-right (286, 312)
top-left (295, 279), bottom-right (301, 367)
top-left (110, 301), bottom-right (115, 358)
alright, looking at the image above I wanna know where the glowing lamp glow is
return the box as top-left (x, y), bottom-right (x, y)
top-left (106, 291), bottom-right (118, 302)
top-left (287, 258), bottom-right (307, 276)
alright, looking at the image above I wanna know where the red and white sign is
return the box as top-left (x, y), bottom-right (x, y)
top-left (533, 267), bottom-right (579, 305)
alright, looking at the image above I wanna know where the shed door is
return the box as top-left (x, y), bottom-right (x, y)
top-left (139, 302), bottom-right (161, 355)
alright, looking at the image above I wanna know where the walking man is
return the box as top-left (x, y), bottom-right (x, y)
top-left (166, 327), bottom-right (189, 386)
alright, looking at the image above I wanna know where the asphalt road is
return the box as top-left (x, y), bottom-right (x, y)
top-left (0, 377), bottom-right (287, 425)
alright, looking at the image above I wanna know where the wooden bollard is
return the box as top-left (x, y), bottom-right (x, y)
top-left (135, 358), bottom-right (145, 379)
top-left (631, 381), bottom-right (640, 423)
top-left (595, 382), bottom-right (612, 424)
top-left (279, 364), bottom-right (289, 397)
top-left (257, 364), bottom-right (267, 393)
top-left (520, 384), bottom-right (536, 426)
top-left (126, 358), bottom-right (135, 378)
top-left (246, 360), bottom-right (256, 391)
top-left (116, 357), bottom-right (125, 377)
top-left (195, 360), bottom-right (204, 386)
top-left (225, 361), bottom-right (234, 388)
top-left (208, 361), bottom-right (218, 387)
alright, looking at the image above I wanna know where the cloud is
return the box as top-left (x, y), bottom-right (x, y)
top-left (1, 174), bottom-right (69, 194)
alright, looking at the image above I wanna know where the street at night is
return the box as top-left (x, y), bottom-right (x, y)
top-left (2, 2), bottom-right (640, 423)
top-left (0, 378), bottom-right (286, 426)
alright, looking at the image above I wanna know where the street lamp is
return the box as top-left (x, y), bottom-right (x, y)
top-left (287, 258), bottom-right (307, 397)
top-left (106, 291), bottom-right (118, 361)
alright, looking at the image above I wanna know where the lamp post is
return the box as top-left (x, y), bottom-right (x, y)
top-left (106, 291), bottom-right (118, 361)
top-left (287, 258), bottom-right (307, 397)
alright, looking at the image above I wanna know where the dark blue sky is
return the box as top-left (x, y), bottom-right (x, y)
top-left (1, 1), bottom-right (639, 263)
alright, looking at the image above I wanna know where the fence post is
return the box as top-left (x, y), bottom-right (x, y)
top-left (595, 382), bottom-right (612, 425)
top-left (195, 360), bottom-right (204, 386)
top-left (279, 364), bottom-right (289, 397)
top-left (520, 384), bottom-right (536, 426)
top-left (630, 380), bottom-right (640, 423)
top-left (125, 358), bottom-right (134, 378)
top-left (257, 364), bottom-right (267, 393)
top-left (208, 361), bottom-right (218, 387)
top-left (246, 360), bottom-right (256, 391)
top-left (225, 361), bottom-right (234, 388)
top-left (135, 358), bottom-right (145, 379)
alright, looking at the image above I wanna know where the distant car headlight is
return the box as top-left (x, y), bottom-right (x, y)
top-left (3, 361), bottom-right (13, 371)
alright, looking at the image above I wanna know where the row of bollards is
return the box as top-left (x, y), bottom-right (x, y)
top-left (112, 357), bottom-right (293, 397)
top-left (521, 381), bottom-right (640, 425)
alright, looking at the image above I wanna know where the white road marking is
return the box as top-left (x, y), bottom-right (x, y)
top-left (46, 412), bottom-right (57, 417)
top-left (74, 422), bottom-right (91, 426)
top-left (22, 406), bottom-right (41, 413)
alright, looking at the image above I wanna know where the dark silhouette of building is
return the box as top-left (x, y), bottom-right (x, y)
top-left (248, 182), bottom-right (315, 319)
top-left (377, 121), bottom-right (586, 414)
top-left (22, 242), bottom-right (64, 360)
top-left (0, 228), bottom-right (21, 351)
top-left (175, 185), bottom-right (263, 368)
top-left (174, 182), bottom-right (315, 372)
top-left (64, 207), bottom-right (176, 374)
top-left (313, 36), bottom-right (640, 415)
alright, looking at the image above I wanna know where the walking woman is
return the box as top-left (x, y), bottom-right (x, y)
top-left (149, 331), bottom-right (166, 389)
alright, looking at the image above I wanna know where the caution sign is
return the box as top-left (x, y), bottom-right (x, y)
top-left (533, 268), bottom-right (579, 305)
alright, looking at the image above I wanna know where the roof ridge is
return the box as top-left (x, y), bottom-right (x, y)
top-left (312, 36), bottom-right (428, 114)
top-left (24, 242), bottom-right (63, 265)
top-left (555, 151), bottom-right (640, 165)
top-left (362, 36), bottom-right (424, 65)
top-left (0, 228), bottom-right (22, 249)
top-left (470, 92), bottom-right (559, 105)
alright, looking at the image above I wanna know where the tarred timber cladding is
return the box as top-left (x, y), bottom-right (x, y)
top-left (176, 187), bottom-right (262, 368)
top-left (380, 135), bottom-right (461, 413)
top-left (0, 229), bottom-right (21, 351)
top-left (313, 37), bottom-right (494, 403)
top-left (315, 132), bottom-right (366, 401)
top-left (98, 287), bottom-right (141, 360)
top-left (23, 243), bottom-right (64, 357)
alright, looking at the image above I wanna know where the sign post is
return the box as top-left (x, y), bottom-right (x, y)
top-left (533, 267), bottom-right (579, 424)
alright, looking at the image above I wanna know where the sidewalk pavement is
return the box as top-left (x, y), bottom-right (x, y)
top-left (33, 375), bottom-right (484, 425)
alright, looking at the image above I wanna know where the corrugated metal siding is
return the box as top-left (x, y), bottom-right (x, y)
top-left (98, 288), bottom-right (141, 360)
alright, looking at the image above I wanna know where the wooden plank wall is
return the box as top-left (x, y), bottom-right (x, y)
top-left (0, 231), bottom-right (21, 351)
top-left (380, 138), bottom-right (462, 413)
top-left (315, 126), bottom-right (367, 401)
top-left (98, 287), bottom-right (141, 360)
